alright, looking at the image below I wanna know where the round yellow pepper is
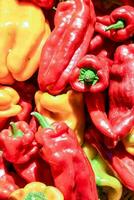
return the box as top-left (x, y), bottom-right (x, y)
top-left (9, 182), bottom-right (64, 200)
top-left (0, 86), bottom-right (21, 118)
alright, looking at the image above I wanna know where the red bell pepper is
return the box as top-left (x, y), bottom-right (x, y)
top-left (38, 0), bottom-right (96, 94)
top-left (0, 121), bottom-right (38, 164)
top-left (86, 127), bottom-right (134, 191)
top-left (14, 156), bottom-right (53, 185)
top-left (0, 151), bottom-right (26, 199)
top-left (85, 43), bottom-right (134, 148)
top-left (70, 54), bottom-right (110, 93)
top-left (95, 6), bottom-right (134, 41)
top-left (88, 34), bottom-right (105, 53)
top-left (32, 111), bottom-right (98, 200)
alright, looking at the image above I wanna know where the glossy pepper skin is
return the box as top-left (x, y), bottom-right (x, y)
top-left (32, 112), bottom-right (98, 200)
top-left (35, 90), bottom-right (85, 144)
top-left (0, 151), bottom-right (26, 199)
top-left (83, 142), bottom-right (123, 200)
top-left (14, 157), bottom-right (53, 185)
top-left (0, 86), bottom-right (22, 130)
top-left (38, 0), bottom-right (96, 94)
top-left (9, 182), bottom-right (64, 200)
top-left (86, 44), bottom-right (134, 147)
top-left (95, 6), bottom-right (134, 42)
top-left (0, 0), bottom-right (50, 85)
top-left (86, 127), bottom-right (134, 191)
top-left (0, 121), bottom-right (38, 164)
top-left (70, 54), bottom-right (110, 93)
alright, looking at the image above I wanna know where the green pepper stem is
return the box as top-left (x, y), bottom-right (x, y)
top-left (24, 192), bottom-right (47, 200)
top-left (105, 19), bottom-right (125, 31)
top-left (79, 68), bottom-right (99, 85)
top-left (31, 112), bottom-right (51, 129)
top-left (10, 122), bottom-right (24, 137)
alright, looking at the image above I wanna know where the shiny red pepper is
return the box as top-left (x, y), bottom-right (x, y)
top-left (14, 156), bottom-right (53, 185)
top-left (38, 0), bottom-right (96, 94)
top-left (0, 151), bottom-right (26, 199)
top-left (32, 112), bottom-right (98, 200)
top-left (0, 121), bottom-right (38, 164)
top-left (85, 44), bottom-right (134, 148)
top-left (95, 6), bottom-right (134, 41)
top-left (70, 54), bottom-right (110, 93)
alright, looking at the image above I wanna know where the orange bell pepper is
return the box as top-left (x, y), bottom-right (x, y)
top-left (35, 90), bottom-right (85, 144)
top-left (9, 182), bottom-right (64, 200)
top-left (0, 0), bottom-right (50, 85)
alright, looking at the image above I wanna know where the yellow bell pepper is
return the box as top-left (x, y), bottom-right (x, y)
top-left (0, 86), bottom-right (21, 118)
top-left (122, 128), bottom-right (134, 155)
top-left (0, 0), bottom-right (50, 85)
top-left (9, 182), bottom-right (64, 200)
top-left (35, 90), bottom-right (85, 144)
top-left (83, 142), bottom-right (123, 200)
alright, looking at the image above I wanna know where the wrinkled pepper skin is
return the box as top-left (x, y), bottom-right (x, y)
top-left (86, 44), bottom-right (134, 147)
top-left (38, 0), bottom-right (95, 94)
top-left (33, 112), bottom-right (98, 200)
top-left (0, 86), bottom-right (22, 130)
top-left (14, 156), bottom-right (53, 185)
top-left (83, 142), bottom-right (123, 200)
top-left (122, 128), bottom-right (134, 155)
top-left (9, 182), bottom-right (64, 200)
top-left (86, 127), bottom-right (134, 191)
top-left (35, 90), bottom-right (85, 144)
top-left (0, 0), bottom-right (50, 85)
top-left (0, 121), bottom-right (38, 164)
top-left (70, 54), bottom-right (110, 93)
top-left (95, 6), bottom-right (134, 42)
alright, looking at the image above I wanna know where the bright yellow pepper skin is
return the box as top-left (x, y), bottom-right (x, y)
top-left (122, 128), bottom-right (134, 155)
top-left (0, 86), bottom-right (21, 118)
top-left (35, 90), bottom-right (85, 144)
top-left (0, 0), bottom-right (50, 84)
top-left (9, 182), bottom-right (64, 200)
top-left (83, 142), bottom-right (123, 200)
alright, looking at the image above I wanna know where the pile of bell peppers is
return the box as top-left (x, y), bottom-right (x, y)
top-left (0, 0), bottom-right (134, 199)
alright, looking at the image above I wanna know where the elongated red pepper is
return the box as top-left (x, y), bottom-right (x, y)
top-left (0, 121), bottom-right (38, 164)
top-left (38, 0), bottom-right (95, 94)
top-left (95, 6), bottom-right (134, 41)
top-left (85, 44), bottom-right (134, 147)
top-left (70, 54), bottom-right (110, 93)
top-left (32, 112), bottom-right (98, 200)
top-left (86, 127), bottom-right (134, 191)
top-left (14, 156), bottom-right (53, 185)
